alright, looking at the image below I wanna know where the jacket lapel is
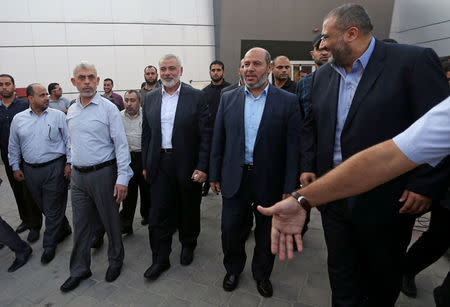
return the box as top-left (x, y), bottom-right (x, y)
top-left (254, 84), bottom-right (273, 147)
top-left (152, 89), bottom-right (163, 147)
top-left (172, 83), bottom-right (186, 144)
top-left (343, 39), bottom-right (386, 131)
top-left (236, 87), bottom-right (246, 162)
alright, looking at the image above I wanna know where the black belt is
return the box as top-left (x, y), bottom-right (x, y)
top-left (244, 163), bottom-right (255, 171)
top-left (161, 148), bottom-right (174, 153)
top-left (24, 155), bottom-right (65, 168)
top-left (73, 159), bottom-right (116, 173)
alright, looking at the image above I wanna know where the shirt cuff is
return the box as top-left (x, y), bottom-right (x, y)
top-left (11, 164), bottom-right (20, 171)
top-left (116, 175), bottom-right (129, 186)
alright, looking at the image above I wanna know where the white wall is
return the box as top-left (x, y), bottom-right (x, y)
top-left (389, 0), bottom-right (450, 57)
top-left (0, 0), bottom-right (215, 99)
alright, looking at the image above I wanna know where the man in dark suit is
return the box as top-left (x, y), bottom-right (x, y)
top-left (210, 47), bottom-right (301, 297)
top-left (300, 4), bottom-right (450, 306)
top-left (142, 54), bottom-right (211, 280)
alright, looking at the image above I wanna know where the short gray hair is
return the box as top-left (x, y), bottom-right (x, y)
top-left (73, 61), bottom-right (97, 77)
top-left (325, 4), bottom-right (373, 34)
top-left (159, 54), bottom-right (182, 67)
top-left (124, 89), bottom-right (141, 102)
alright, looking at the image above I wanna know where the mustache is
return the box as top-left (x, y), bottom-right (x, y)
top-left (82, 86), bottom-right (94, 91)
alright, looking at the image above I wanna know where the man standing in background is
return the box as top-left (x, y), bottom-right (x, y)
top-left (272, 56), bottom-right (296, 94)
top-left (141, 65), bottom-right (160, 98)
top-left (103, 78), bottom-right (124, 110)
top-left (48, 83), bottom-right (70, 114)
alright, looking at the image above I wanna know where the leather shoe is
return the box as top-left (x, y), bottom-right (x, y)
top-left (60, 272), bottom-right (92, 292)
top-left (41, 248), bottom-right (56, 264)
top-left (121, 226), bottom-right (133, 235)
top-left (223, 273), bottom-right (239, 291)
top-left (15, 222), bottom-right (28, 234)
top-left (27, 228), bottom-right (40, 243)
top-left (8, 245), bottom-right (32, 272)
top-left (256, 279), bottom-right (273, 297)
top-left (143, 263), bottom-right (170, 280)
top-left (105, 264), bottom-right (122, 282)
top-left (0, 243), bottom-right (4, 249)
top-left (90, 236), bottom-right (104, 249)
top-left (141, 217), bottom-right (149, 225)
top-left (401, 275), bottom-right (417, 297)
top-left (180, 247), bottom-right (194, 265)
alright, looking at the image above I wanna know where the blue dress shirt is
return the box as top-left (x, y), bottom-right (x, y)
top-left (244, 83), bottom-right (269, 164)
top-left (66, 93), bottom-right (133, 186)
top-left (332, 37), bottom-right (376, 166)
top-left (8, 108), bottom-right (71, 171)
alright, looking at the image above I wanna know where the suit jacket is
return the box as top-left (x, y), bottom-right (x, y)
top-left (141, 83), bottom-right (211, 183)
top-left (210, 84), bottom-right (301, 204)
top-left (301, 39), bottom-right (450, 220)
top-left (220, 82), bottom-right (241, 96)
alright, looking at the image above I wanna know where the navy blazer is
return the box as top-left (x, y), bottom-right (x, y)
top-left (209, 84), bottom-right (301, 205)
top-left (301, 39), bottom-right (450, 219)
top-left (141, 83), bottom-right (211, 183)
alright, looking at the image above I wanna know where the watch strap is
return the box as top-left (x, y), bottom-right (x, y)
top-left (290, 191), bottom-right (312, 212)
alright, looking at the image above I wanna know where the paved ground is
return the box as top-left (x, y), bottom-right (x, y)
top-left (0, 164), bottom-right (447, 306)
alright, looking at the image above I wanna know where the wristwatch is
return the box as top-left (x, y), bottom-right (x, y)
top-left (290, 191), bottom-right (312, 212)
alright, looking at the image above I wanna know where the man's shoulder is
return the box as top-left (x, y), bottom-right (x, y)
top-left (182, 83), bottom-right (205, 97)
top-left (13, 108), bottom-right (30, 120)
top-left (13, 98), bottom-right (29, 108)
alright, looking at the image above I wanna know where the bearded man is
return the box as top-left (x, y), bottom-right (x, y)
top-left (141, 54), bottom-right (212, 280)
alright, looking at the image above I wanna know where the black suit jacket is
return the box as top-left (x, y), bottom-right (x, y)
top-left (210, 84), bottom-right (301, 204)
top-left (141, 83), bottom-right (212, 183)
top-left (301, 39), bottom-right (450, 219)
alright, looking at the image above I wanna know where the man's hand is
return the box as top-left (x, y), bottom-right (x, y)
top-left (142, 169), bottom-right (147, 180)
top-left (399, 189), bottom-right (432, 214)
top-left (191, 170), bottom-right (207, 183)
top-left (114, 184), bottom-right (128, 204)
top-left (64, 164), bottom-right (71, 180)
top-left (257, 197), bottom-right (307, 261)
top-left (300, 172), bottom-right (317, 187)
top-left (210, 182), bottom-right (221, 195)
top-left (13, 170), bottom-right (25, 182)
top-left (282, 193), bottom-right (290, 199)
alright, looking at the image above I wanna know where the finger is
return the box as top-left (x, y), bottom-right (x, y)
top-left (279, 232), bottom-right (286, 261)
top-left (294, 234), bottom-right (303, 252)
top-left (257, 205), bottom-right (273, 216)
top-left (399, 196), bottom-right (415, 213)
top-left (271, 225), bottom-right (280, 255)
top-left (113, 186), bottom-right (118, 197)
top-left (399, 190), bottom-right (409, 202)
top-left (286, 235), bottom-right (294, 260)
top-left (408, 198), bottom-right (425, 214)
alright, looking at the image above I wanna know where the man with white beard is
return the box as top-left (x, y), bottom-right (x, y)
top-left (141, 54), bottom-right (212, 280)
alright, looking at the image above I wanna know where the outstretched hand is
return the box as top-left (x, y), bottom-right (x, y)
top-left (257, 197), bottom-right (307, 261)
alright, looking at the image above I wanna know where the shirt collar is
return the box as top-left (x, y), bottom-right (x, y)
top-left (331, 36), bottom-right (376, 76)
top-left (244, 82), bottom-right (269, 99)
top-left (28, 107), bottom-right (49, 116)
top-left (124, 107), bottom-right (141, 119)
top-left (76, 92), bottom-right (102, 107)
top-left (161, 83), bottom-right (181, 97)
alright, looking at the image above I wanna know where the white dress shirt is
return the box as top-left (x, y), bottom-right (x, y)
top-left (160, 85), bottom-right (181, 149)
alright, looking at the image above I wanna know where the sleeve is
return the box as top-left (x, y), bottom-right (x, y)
top-left (141, 97), bottom-right (151, 174)
top-left (8, 117), bottom-right (21, 171)
top-left (393, 97), bottom-right (450, 167)
top-left (209, 94), bottom-right (226, 182)
top-left (117, 94), bottom-right (125, 111)
top-left (195, 92), bottom-right (212, 173)
top-left (403, 48), bottom-right (450, 198)
top-left (60, 112), bottom-right (71, 164)
top-left (108, 106), bottom-right (133, 186)
top-left (283, 96), bottom-right (301, 193)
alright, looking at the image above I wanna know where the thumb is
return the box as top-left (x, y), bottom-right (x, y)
top-left (257, 205), bottom-right (275, 216)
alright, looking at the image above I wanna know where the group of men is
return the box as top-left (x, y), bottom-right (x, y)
top-left (0, 3), bottom-right (449, 306)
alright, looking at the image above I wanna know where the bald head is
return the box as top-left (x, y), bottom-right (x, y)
top-left (245, 48), bottom-right (271, 65)
top-left (272, 55), bottom-right (291, 83)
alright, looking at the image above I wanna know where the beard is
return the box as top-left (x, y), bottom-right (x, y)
top-left (1, 90), bottom-right (14, 98)
top-left (245, 70), bottom-right (269, 89)
top-left (314, 58), bottom-right (326, 66)
top-left (328, 36), bottom-right (351, 67)
top-left (211, 75), bottom-right (223, 83)
top-left (80, 86), bottom-right (96, 98)
top-left (146, 79), bottom-right (157, 86)
top-left (161, 76), bottom-right (180, 88)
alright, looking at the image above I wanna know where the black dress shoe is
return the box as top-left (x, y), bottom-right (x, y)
top-left (105, 264), bottom-right (122, 282)
top-left (27, 228), bottom-right (40, 243)
top-left (121, 226), bottom-right (133, 235)
top-left (223, 273), bottom-right (239, 291)
top-left (8, 245), bottom-right (32, 272)
top-left (401, 275), bottom-right (417, 297)
top-left (15, 222), bottom-right (28, 234)
top-left (143, 263), bottom-right (170, 280)
top-left (180, 247), bottom-right (194, 265)
top-left (90, 236), bottom-right (104, 249)
top-left (0, 243), bottom-right (4, 249)
top-left (141, 217), bottom-right (149, 225)
top-left (60, 272), bottom-right (92, 292)
top-left (41, 248), bottom-right (56, 264)
top-left (256, 279), bottom-right (273, 297)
